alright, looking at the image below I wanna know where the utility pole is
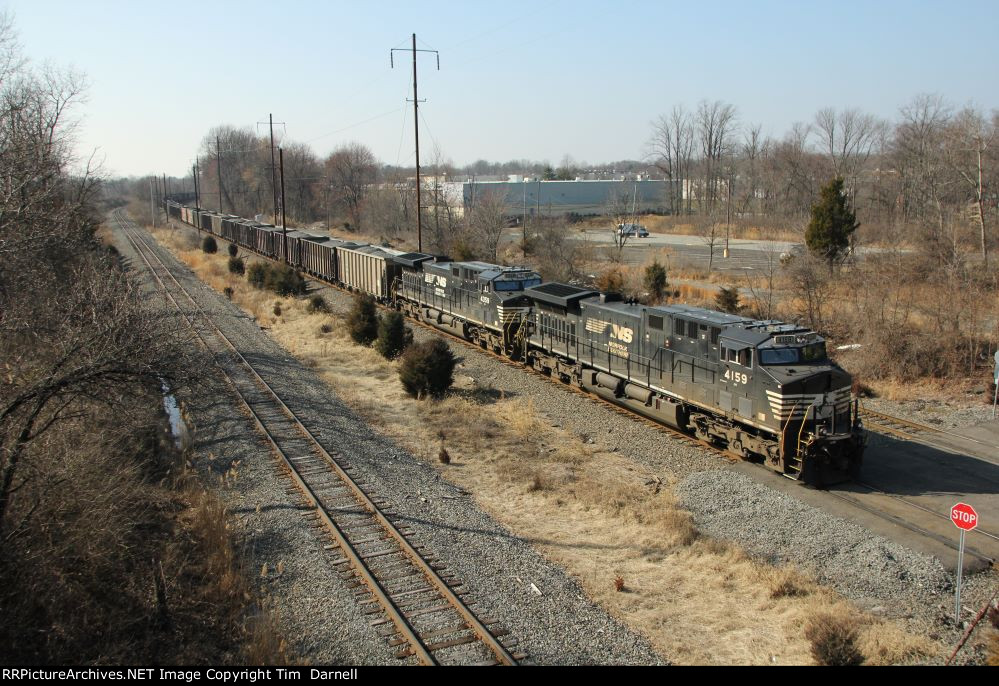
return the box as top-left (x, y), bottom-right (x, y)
top-left (193, 157), bottom-right (201, 211)
top-left (724, 170), bottom-right (733, 258)
top-left (258, 114), bottom-right (285, 224)
top-left (149, 177), bottom-right (156, 228)
top-left (324, 177), bottom-right (331, 233)
top-left (270, 115), bottom-right (277, 224)
top-left (279, 146), bottom-right (287, 264)
top-left (522, 181), bottom-right (527, 249)
top-left (391, 34), bottom-right (439, 253)
top-left (216, 135), bottom-right (224, 214)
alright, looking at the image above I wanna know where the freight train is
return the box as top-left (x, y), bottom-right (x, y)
top-left (164, 201), bottom-right (866, 485)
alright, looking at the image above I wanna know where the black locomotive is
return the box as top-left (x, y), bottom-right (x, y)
top-left (167, 201), bottom-right (866, 485)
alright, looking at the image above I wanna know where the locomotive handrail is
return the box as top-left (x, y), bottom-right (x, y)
top-left (797, 403), bottom-right (816, 455)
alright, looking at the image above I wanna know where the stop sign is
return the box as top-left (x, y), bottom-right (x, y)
top-left (951, 502), bottom-right (979, 531)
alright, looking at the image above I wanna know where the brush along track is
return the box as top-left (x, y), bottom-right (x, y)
top-left (115, 212), bottom-right (520, 666)
top-left (161, 215), bottom-right (995, 572)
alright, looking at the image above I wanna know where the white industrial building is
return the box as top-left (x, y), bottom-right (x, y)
top-left (440, 177), bottom-right (674, 217)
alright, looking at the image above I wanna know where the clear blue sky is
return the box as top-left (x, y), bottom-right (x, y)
top-left (6, 0), bottom-right (998, 178)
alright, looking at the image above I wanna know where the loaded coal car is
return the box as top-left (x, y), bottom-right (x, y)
top-left (274, 229), bottom-right (311, 267)
top-left (336, 244), bottom-right (412, 299)
top-left (199, 210), bottom-right (215, 233)
top-left (521, 285), bottom-right (864, 485)
top-left (396, 260), bottom-right (541, 354)
top-left (299, 234), bottom-right (335, 279)
top-left (166, 201), bottom-right (182, 222)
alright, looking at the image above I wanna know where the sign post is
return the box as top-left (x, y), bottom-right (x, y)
top-left (992, 351), bottom-right (998, 419)
top-left (950, 502), bottom-right (979, 623)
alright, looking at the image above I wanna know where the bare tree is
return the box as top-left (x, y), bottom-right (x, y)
top-left (739, 124), bottom-right (768, 216)
top-left (423, 147), bottom-right (463, 254)
top-left (813, 107), bottom-right (880, 184)
top-left (743, 224), bottom-right (784, 320)
top-left (693, 217), bottom-right (723, 272)
top-left (785, 252), bottom-right (830, 331)
top-left (945, 106), bottom-right (996, 266)
top-left (531, 218), bottom-right (590, 282)
top-left (468, 188), bottom-right (508, 263)
top-left (894, 93), bottom-right (952, 233)
top-left (0, 21), bottom-right (188, 532)
top-left (649, 105), bottom-right (695, 215)
top-left (281, 141), bottom-right (321, 223)
top-left (768, 122), bottom-right (818, 219)
top-left (198, 125), bottom-right (262, 218)
top-left (606, 184), bottom-right (636, 260)
top-left (695, 100), bottom-right (738, 213)
top-left (325, 142), bottom-right (377, 231)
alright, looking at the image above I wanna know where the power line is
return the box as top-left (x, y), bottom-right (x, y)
top-left (395, 105), bottom-right (409, 166)
top-left (418, 108), bottom-right (441, 160)
top-left (304, 106), bottom-right (406, 144)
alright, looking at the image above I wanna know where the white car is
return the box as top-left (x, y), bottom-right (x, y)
top-left (617, 223), bottom-right (649, 238)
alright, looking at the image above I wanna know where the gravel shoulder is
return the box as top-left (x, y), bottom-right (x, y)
top-left (114, 222), bottom-right (665, 665)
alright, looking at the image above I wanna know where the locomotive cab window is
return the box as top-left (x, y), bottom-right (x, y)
top-left (722, 345), bottom-right (753, 368)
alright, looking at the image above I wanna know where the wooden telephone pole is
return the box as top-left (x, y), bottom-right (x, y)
top-left (391, 34), bottom-right (439, 253)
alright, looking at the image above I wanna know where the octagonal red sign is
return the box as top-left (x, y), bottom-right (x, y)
top-left (951, 502), bottom-right (979, 531)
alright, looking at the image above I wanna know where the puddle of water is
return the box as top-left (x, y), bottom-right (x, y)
top-left (161, 380), bottom-right (190, 451)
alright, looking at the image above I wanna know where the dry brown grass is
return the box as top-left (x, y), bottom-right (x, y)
top-left (805, 611), bottom-right (864, 665)
top-left (0, 382), bottom-right (288, 664)
top-left (987, 630), bottom-right (999, 666)
top-left (151, 222), bottom-right (942, 665)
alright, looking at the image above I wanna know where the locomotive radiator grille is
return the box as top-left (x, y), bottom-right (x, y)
top-left (767, 387), bottom-right (851, 420)
top-left (496, 305), bottom-right (528, 324)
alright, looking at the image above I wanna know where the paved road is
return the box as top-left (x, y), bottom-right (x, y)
top-left (734, 420), bottom-right (999, 573)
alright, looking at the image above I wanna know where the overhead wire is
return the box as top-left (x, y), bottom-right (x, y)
top-left (304, 106), bottom-right (406, 144)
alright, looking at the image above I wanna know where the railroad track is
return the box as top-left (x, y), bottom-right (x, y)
top-left (114, 211), bottom-right (521, 666)
top-left (823, 485), bottom-right (997, 568)
top-left (860, 405), bottom-right (999, 453)
top-left (155, 215), bottom-right (999, 571)
top-left (858, 407), bottom-right (940, 441)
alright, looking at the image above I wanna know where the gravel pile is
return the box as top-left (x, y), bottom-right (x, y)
top-left (118, 223), bottom-right (665, 665)
top-left (674, 471), bottom-right (952, 604)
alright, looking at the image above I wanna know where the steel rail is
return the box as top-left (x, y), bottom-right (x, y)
top-left (116, 212), bottom-right (517, 666)
top-left (159, 212), bottom-right (999, 575)
top-left (860, 406), bottom-right (999, 451)
top-left (823, 487), bottom-right (995, 566)
top-left (854, 479), bottom-right (999, 546)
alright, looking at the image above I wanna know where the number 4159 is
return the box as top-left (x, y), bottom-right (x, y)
top-left (724, 369), bottom-right (748, 385)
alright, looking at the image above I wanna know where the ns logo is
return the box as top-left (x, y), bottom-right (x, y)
top-left (610, 324), bottom-right (633, 343)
